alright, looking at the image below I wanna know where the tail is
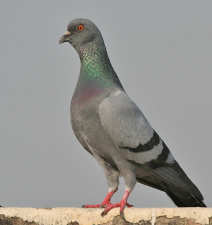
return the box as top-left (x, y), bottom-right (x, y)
top-left (163, 184), bottom-right (206, 207)
top-left (137, 177), bottom-right (206, 207)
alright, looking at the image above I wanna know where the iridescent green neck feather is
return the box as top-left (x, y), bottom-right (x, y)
top-left (75, 40), bottom-right (123, 91)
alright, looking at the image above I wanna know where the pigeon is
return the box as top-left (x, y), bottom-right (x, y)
top-left (59, 18), bottom-right (206, 216)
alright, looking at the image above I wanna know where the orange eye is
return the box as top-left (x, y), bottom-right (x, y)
top-left (78, 25), bottom-right (84, 30)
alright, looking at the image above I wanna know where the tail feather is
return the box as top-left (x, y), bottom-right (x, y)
top-left (161, 182), bottom-right (207, 207)
top-left (137, 176), bottom-right (206, 207)
top-left (165, 189), bottom-right (206, 207)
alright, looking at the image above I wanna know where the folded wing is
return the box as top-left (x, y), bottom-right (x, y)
top-left (99, 89), bottom-right (204, 201)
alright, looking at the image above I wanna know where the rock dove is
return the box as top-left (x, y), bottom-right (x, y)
top-left (59, 18), bottom-right (206, 216)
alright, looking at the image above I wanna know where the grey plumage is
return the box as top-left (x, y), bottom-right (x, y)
top-left (59, 18), bottom-right (206, 214)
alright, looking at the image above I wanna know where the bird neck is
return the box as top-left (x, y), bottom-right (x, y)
top-left (76, 41), bottom-right (123, 90)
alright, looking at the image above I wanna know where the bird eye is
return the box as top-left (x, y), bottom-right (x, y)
top-left (78, 25), bottom-right (84, 30)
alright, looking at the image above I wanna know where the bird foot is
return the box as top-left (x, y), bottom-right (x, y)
top-left (101, 190), bottom-right (132, 217)
top-left (101, 201), bottom-right (133, 217)
top-left (82, 188), bottom-right (118, 209)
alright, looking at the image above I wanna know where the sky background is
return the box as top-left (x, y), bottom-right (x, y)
top-left (1, 1), bottom-right (212, 208)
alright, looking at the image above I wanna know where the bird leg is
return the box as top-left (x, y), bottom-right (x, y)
top-left (82, 187), bottom-right (118, 209)
top-left (101, 190), bottom-right (133, 217)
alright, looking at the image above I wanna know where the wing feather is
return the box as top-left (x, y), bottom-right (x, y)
top-left (99, 90), bottom-right (168, 164)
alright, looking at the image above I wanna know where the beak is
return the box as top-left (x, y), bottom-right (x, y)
top-left (59, 31), bottom-right (71, 44)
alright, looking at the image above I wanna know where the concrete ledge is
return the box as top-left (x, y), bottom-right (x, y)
top-left (0, 207), bottom-right (212, 225)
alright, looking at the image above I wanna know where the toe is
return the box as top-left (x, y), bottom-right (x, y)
top-left (82, 204), bottom-right (101, 208)
top-left (126, 203), bottom-right (133, 207)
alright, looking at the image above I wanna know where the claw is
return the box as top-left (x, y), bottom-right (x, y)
top-left (101, 210), bottom-right (107, 217)
top-left (100, 204), bottom-right (107, 208)
top-left (120, 211), bottom-right (124, 218)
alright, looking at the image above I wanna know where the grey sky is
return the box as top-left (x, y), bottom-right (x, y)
top-left (1, 1), bottom-right (212, 208)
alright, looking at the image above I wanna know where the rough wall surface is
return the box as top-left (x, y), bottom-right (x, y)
top-left (0, 208), bottom-right (212, 225)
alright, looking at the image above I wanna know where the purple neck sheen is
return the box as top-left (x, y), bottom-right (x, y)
top-left (71, 84), bottom-right (105, 107)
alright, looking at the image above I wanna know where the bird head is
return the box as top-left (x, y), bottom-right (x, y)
top-left (59, 18), bottom-right (103, 52)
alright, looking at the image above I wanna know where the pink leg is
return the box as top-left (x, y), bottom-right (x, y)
top-left (101, 190), bottom-right (133, 217)
top-left (82, 188), bottom-right (118, 209)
